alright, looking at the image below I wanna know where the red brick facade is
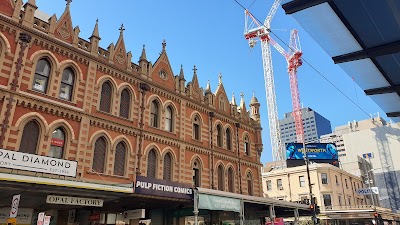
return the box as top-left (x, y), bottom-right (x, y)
top-left (0, 0), bottom-right (264, 196)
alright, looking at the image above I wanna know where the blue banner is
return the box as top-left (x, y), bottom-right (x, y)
top-left (286, 143), bottom-right (338, 160)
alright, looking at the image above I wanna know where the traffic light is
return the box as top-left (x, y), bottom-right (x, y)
top-left (315, 205), bottom-right (320, 215)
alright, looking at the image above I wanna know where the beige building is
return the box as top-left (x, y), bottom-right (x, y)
top-left (320, 116), bottom-right (400, 210)
top-left (262, 163), bottom-right (367, 207)
top-left (261, 163), bottom-right (400, 224)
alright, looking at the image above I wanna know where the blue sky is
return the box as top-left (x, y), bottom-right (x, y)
top-left (35, 0), bottom-right (387, 163)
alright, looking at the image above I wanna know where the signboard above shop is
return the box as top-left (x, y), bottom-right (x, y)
top-left (0, 149), bottom-right (77, 177)
top-left (198, 194), bottom-right (241, 213)
top-left (357, 187), bottom-right (379, 195)
top-left (46, 195), bottom-right (103, 207)
top-left (135, 176), bottom-right (193, 199)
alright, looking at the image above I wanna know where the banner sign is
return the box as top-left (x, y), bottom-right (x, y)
top-left (0, 149), bottom-right (77, 177)
top-left (286, 143), bottom-right (338, 160)
top-left (198, 194), bottom-right (241, 213)
top-left (46, 195), bottom-right (103, 207)
top-left (134, 176), bottom-right (193, 199)
top-left (37, 212), bottom-right (45, 225)
top-left (357, 187), bottom-right (379, 195)
top-left (9, 194), bottom-right (20, 218)
top-left (43, 216), bottom-right (51, 225)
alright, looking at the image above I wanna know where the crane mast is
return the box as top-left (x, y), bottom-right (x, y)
top-left (244, 0), bottom-right (284, 161)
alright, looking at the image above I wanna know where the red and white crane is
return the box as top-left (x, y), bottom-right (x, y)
top-left (244, 0), bottom-right (304, 161)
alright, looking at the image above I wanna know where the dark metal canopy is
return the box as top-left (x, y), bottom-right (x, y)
top-left (282, 0), bottom-right (400, 122)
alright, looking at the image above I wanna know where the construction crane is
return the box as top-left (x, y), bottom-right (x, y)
top-left (244, 0), bottom-right (283, 161)
top-left (273, 29), bottom-right (304, 144)
top-left (244, 0), bottom-right (304, 161)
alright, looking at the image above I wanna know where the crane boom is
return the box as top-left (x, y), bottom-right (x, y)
top-left (244, 0), bottom-right (284, 161)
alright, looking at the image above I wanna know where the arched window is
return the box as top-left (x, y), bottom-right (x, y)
top-left (114, 141), bottom-right (126, 176)
top-left (193, 159), bottom-right (201, 187)
top-left (165, 106), bottom-right (173, 132)
top-left (100, 81), bottom-right (112, 113)
top-left (226, 128), bottom-right (232, 150)
top-left (244, 135), bottom-right (250, 156)
top-left (150, 100), bottom-right (159, 128)
top-left (217, 164), bottom-right (224, 191)
top-left (49, 127), bottom-right (65, 159)
top-left (216, 124), bottom-right (223, 147)
top-left (59, 67), bottom-right (75, 101)
top-left (147, 149), bottom-right (157, 178)
top-left (119, 89), bottom-right (130, 119)
top-left (228, 167), bottom-right (234, 192)
top-left (247, 172), bottom-right (253, 196)
top-left (193, 115), bottom-right (201, 140)
top-left (163, 152), bottom-right (172, 181)
top-left (19, 120), bottom-right (40, 154)
top-left (33, 58), bottom-right (51, 93)
top-left (92, 137), bottom-right (107, 173)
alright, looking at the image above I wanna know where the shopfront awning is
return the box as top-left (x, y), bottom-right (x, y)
top-left (196, 188), bottom-right (309, 210)
top-left (0, 171), bottom-right (132, 210)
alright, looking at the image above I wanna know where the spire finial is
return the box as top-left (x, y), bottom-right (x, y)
top-left (143, 44), bottom-right (145, 49)
top-left (162, 39), bottom-right (166, 51)
top-left (119, 24), bottom-right (125, 35)
top-left (140, 44), bottom-right (147, 61)
top-left (96, 18), bottom-right (99, 23)
top-left (66, 0), bottom-right (72, 7)
top-left (193, 65), bottom-right (197, 74)
top-left (253, 91), bottom-right (255, 97)
top-left (218, 73), bottom-right (222, 84)
top-left (240, 92), bottom-right (244, 98)
top-left (231, 92), bottom-right (237, 105)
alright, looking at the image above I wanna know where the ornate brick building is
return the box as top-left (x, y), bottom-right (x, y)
top-left (0, 0), bottom-right (268, 218)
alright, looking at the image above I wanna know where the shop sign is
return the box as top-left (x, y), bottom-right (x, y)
top-left (198, 194), bottom-right (241, 213)
top-left (89, 214), bottom-right (100, 221)
top-left (134, 176), bottom-right (193, 199)
top-left (123, 209), bottom-right (145, 220)
top-left (0, 149), bottom-right (77, 177)
top-left (0, 208), bottom-right (33, 225)
top-left (50, 138), bottom-right (64, 147)
top-left (46, 195), bottom-right (103, 207)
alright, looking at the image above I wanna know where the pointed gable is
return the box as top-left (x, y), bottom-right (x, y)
top-left (214, 73), bottom-right (229, 113)
top-left (54, 1), bottom-right (74, 43)
top-left (188, 65), bottom-right (202, 101)
top-left (113, 24), bottom-right (127, 66)
top-left (151, 40), bottom-right (176, 91)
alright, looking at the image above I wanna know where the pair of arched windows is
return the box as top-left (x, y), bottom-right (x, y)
top-left (150, 100), bottom-right (174, 132)
top-left (216, 125), bottom-right (232, 150)
top-left (217, 165), bottom-right (235, 192)
top-left (19, 120), bottom-right (66, 159)
top-left (99, 81), bottom-right (131, 119)
top-left (33, 58), bottom-right (75, 101)
top-left (146, 149), bottom-right (173, 181)
top-left (92, 137), bottom-right (127, 176)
